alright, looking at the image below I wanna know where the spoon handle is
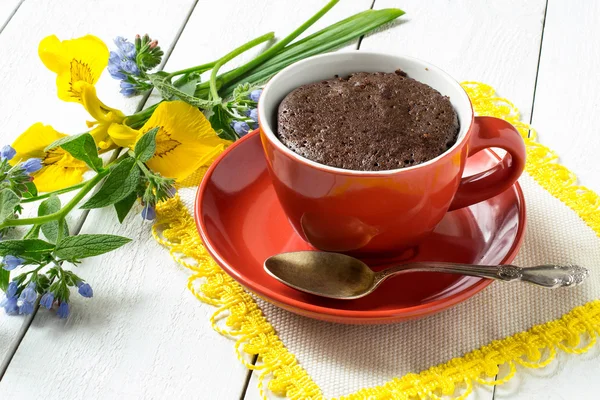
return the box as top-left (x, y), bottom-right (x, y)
top-left (375, 263), bottom-right (589, 289)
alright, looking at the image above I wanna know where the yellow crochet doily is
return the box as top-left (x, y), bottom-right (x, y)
top-left (152, 82), bottom-right (600, 400)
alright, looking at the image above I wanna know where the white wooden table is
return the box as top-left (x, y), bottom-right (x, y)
top-left (0, 1), bottom-right (598, 399)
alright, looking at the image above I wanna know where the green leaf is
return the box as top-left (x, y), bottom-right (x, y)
top-left (114, 192), bottom-right (138, 223)
top-left (81, 158), bottom-right (141, 209)
top-left (134, 127), bottom-right (158, 162)
top-left (0, 269), bottom-right (9, 292)
top-left (54, 234), bottom-right (132, 261)
top-left (209, 105), bottom-right (238, 141)
top-left (0, 189), bottom-right (20, 224)
top-left (178, 78), bottom-right (200, 97)
top-left (38, 195), bottom-right (69, 243)
top-left (22, 182), bottom-right (38, 199)
top-left (46, 133), bottom-right (103, 172)
top-left (0, 239), bottom-right (55, 257)
top-left (148, 74), bottom-right (220, 110)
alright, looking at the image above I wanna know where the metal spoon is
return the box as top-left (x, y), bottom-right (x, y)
top-left (264, 251), bottom-right (589, 300)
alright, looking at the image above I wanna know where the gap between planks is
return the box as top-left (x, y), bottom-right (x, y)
top-left (0, 0), bottom-right (201, 380)
top-left (0, 0), bottom-right (24, 36)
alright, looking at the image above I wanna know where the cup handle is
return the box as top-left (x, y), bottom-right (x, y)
top-left (449, 116), bottom-right (526, 211)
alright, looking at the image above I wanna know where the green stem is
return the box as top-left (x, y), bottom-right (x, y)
top-left (21, 182), bottom-right (86, 204)
top-left (0, 169), bottom-right (109, 230)
top-left (209, 32), bottom-right (275, 100)
top-left (198, 0), bottom-right (339, 95)
top-left (165, 61), bottom-right (216, 81)
top-left (56, 219), bottom-right (66, 243)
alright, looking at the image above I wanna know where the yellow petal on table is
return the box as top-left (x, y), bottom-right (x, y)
top-left (11, 123), bottom-right (90, 192)
top-left (32, 163), bottom-right (89, 193)
top-left (138, 101), bottom-right (230, 182)
top-left (11, 122), bottom-right (67, 161)
top-left (38, 34), bottom-right (109, 103)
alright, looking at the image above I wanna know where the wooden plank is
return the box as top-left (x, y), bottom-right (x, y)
top-left (0, 0), bottom-right (377, 398)
top-left (246, 0), bottom-right (548, 398)
top-left (0, 1), bottom-right (249, 399)
top-left (495, 1), bottom-right (600, 397)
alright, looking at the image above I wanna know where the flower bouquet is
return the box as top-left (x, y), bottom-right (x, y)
top-left (0, 0), bottom-right (403, 318)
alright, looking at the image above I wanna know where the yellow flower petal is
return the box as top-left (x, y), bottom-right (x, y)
top-left (107, 122), bottom-right (140, 148)
top-left (138, 101), bottom-right (230, 182)
top-left (11, 123), bottom-right (90, 192)
top-left (80, 83), bottom-right (124, 123)
top-left (11, 123), bottom-right (66, 162)
top-left (39, 35), bottom-right (109, 103)
top-left (32, 164), bottom-right (88, 192)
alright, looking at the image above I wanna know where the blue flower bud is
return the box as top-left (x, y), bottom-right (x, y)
top-left (121, 59), bottom-right (140, 76)
top-left (40, 292), bottom-right (54, 309)
top-left (141, 204), bottom-right (156, 220)
top-left (76, 281), bottom-right (93, 298)
top-left (249, 89), bottom-right (262, 102)
top-left (19, 285), bottom-right (37, 303)
top-left (107, 63), bottom-right (126, 80)
top-left (0, 145), bottom-right (16, 161)
top-left (232, 121), bottom-right (250, 137)
top-left (109, 51), bottom-right (121, 65)
top-left (245, 108), bottom-right (258, 123)
top-left (2, 255), bottom-right (25, 271)
top-left (1, 296), bottom-right (18, 315)
top-left (120, 82), bottom-right (137, 97)
top-left (57, 301), bottom-right (70, 319)
top-left (6, 281), bottom-right (17, 298)
top-left (114, 37), bottom-right (136, 59)
top-left (18, 300), bottom-right (34, 315)
top-left (20, 158), bottom-right (43, 174)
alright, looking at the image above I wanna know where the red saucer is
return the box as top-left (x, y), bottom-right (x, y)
top-left (195, 131), bottom-right (526, 324)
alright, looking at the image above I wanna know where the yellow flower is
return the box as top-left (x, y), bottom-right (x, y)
top-left (80, 84), bottom-right (125, 150)
top-left (11, 123), bottom-right (89, 192)
top-left (108, 101), bottom-right (230, 182)
top-left (38, 35), bottom-right (109, 103)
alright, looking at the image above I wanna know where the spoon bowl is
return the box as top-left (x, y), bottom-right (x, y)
top-left (264, 251), bottom-right (377, 299)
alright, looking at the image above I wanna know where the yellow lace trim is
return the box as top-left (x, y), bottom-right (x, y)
top-left (152, 82), bottom-right (600, 399)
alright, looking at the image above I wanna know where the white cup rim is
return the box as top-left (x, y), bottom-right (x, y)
top-left (258, 51), bottom-right (473, 175)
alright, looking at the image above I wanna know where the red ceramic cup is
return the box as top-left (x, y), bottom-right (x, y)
top-left (258, 52), bottom-right (526, 258)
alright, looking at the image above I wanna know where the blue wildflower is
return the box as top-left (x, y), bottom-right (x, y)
top-left (245, 108), bottom-right (258, 123)
top-left (107, 62), bottom-right (126, 80)
top-left (141, 203), bottom-right (156, 220)
top-left (19, 301), bottom-right (34, 315)
top-left (56, 302), bottom-right (70, 319)
top-left (21, 158), bottom-right (43, 174)
top-left (6, 281), bottom-right (18, 298)
top-left (0, 145), bottom-right (16, 161)
top-left (19, 284), bottom-right (37, 304)
top-left (249, 89), bottom-right (262, 102)
top-left (76, 281), bottom-right (93, 298)
top-left (120, 81), bottom-right (137, 96)
top-left (2, 255), bottom-right (25, 271)
top-left (121, 59), bottom-right (140, 75)
top-left (114, 37), bottom-right (136, 59)
top-left (1, 296), bottom-right (18, 315)
top-left (40, 292), bottom-right (54, 309)
top-left (109, 51), bottom-right (121, 65)
top-left (231, 121), bottom-right (250, 137)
